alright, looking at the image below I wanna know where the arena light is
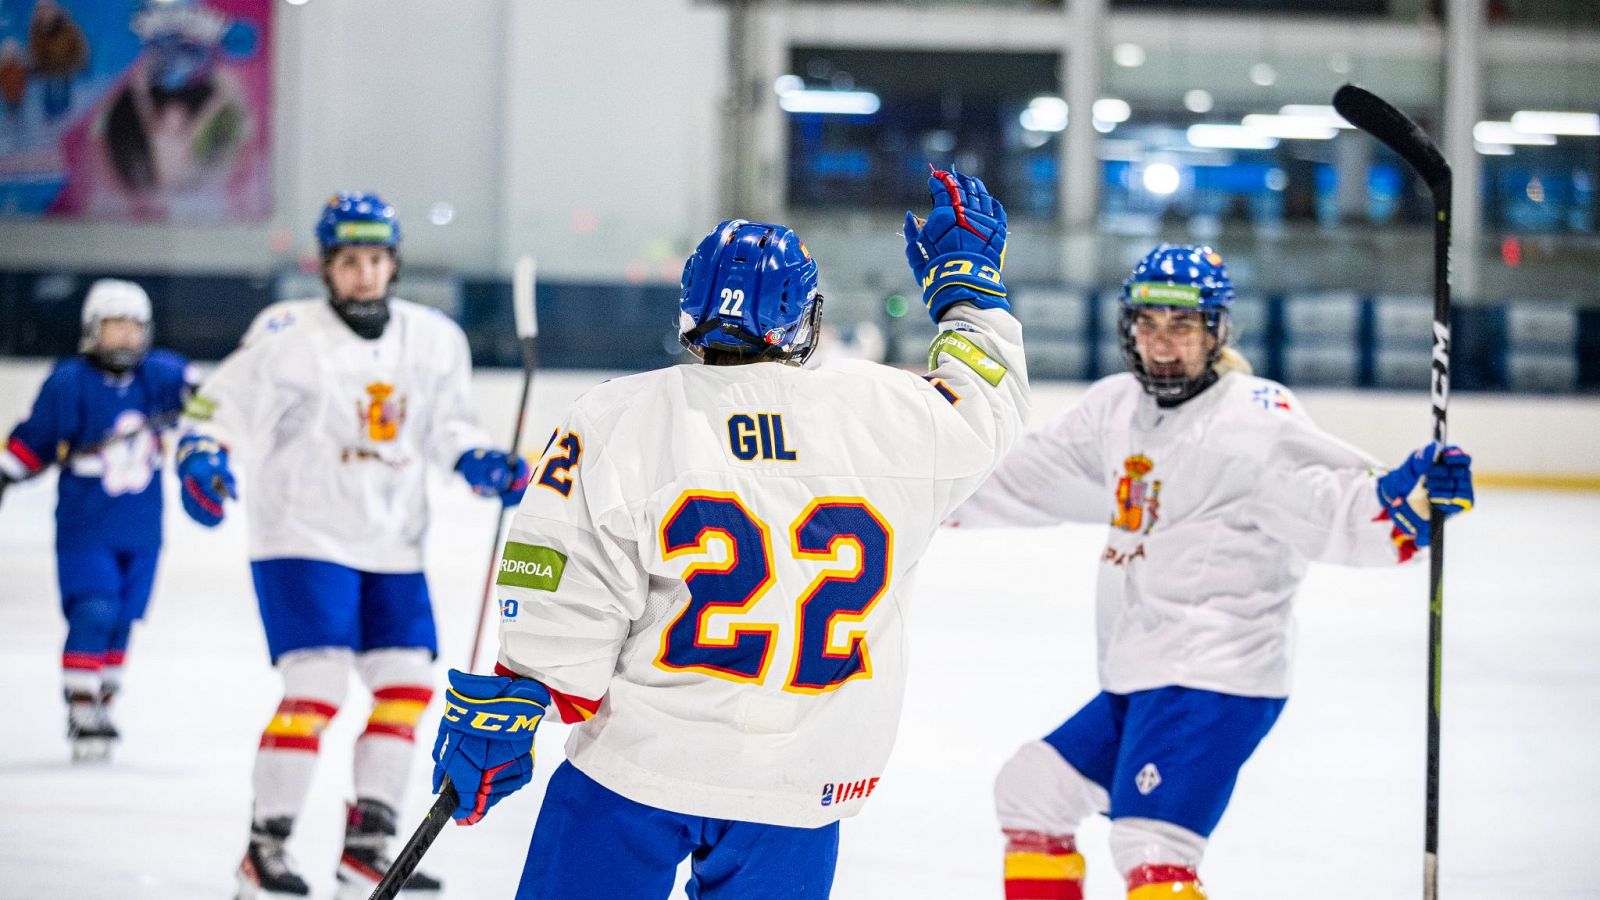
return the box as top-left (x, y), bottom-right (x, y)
top-left (1472, 121), bottom-right (1555, 146)
top-left (1242, 114), bottom-right (1339, 141)
top-left (1278, 104), bottom-right (1355, 129)
top-left (778, 89), bottom-right (881, 116)
top-left (1142, 162), bottom-right (1181, 195)
top-left (1020, 96), bottom-right (1068, 133)
top-left (1510, 110), bottom-right (1600, 137)
top-left (1183, 89), bottom-right (1214, 114)
top-left (1186, 124), bottom-right (1279, 150)
top-left (1093, 98), bottom-right (1131, 124)
top-left (1474, 141), bottom-right (1514, 156)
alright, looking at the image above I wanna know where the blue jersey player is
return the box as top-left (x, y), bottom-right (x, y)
top-left (0, 279), bottom-right (194, 762)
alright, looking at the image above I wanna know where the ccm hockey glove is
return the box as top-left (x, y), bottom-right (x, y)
top-left (175, 434), bottom-right (235, 527)
top-left (432, 668), bottom-right (550, 825)
top-left (457, 449), bottom-right (532, 508)
top-left (1377, 442), bottom-right (1474, 548)
top-left (903, 168), bottom-right (1009, 323)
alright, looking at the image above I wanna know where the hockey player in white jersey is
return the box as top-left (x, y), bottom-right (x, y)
top-left (425, 171), bottom-right (1027, 899)
top-left (953, 245), bottom-right (1475, 900)
top-left (178, 193), bottom-right (531, 899)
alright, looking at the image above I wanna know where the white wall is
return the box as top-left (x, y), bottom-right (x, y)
top-left (1, 360), bottom-right (1595, 479)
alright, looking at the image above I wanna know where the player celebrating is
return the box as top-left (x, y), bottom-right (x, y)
top-left (950, 244), bottom-right (1475, 900)
top-left (1, 279), bottom-right (194, 762)
top-left (178, 193), bottom-right (530, 899)
top-left (423, 171), bottom-right (1026, 899)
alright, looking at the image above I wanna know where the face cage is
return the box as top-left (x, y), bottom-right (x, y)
top-left (1118, 305), bottom-right (1230, 403)
top-left (680, 294), bottom-right (825, 366)
top-left (81, 320), bottom-right (152, 374)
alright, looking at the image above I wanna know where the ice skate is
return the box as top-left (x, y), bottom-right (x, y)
top-left (334, 798), bottom-right (442, 899)
top-left (66, 690), bottom-right (117, 764)
top-left (235, 817), bottom-right (310, 899)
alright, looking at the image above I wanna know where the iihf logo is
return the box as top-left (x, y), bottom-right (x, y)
top-left (820, 777), bottom-right (880, 806)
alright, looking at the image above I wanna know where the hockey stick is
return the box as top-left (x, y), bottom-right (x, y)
top-left (365, 777), bottom-right (459, 900)
top-left (1332, 83), bottom-right (1452, 900)
top-left (467, 255), bottom-right (539, 672)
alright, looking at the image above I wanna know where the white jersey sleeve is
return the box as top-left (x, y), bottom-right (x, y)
top-left (1245, 398), bottom-right (1407, 566)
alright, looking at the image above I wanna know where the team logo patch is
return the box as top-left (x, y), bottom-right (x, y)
top-left (1251, 385), bottom-right (1292, 411)
top-left (497, 542), bottom-right (567, 592)
top-left (1111, 454), bottom-right (1160, 535)
top-left (358, 382), bottom-right (406, 442)
top-left (1135, 763), bottom-right (1162, 795)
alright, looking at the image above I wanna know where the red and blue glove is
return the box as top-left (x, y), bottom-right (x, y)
top-left (903, 168), bottom-right (1009, 323)
top-left (1377, 442), bottom-right (1474, 548)
top-left (456, 449), bottom-right (532, 508)
top-left (176, 434), bottom-right (235, 527)
top-left (432, 668), bottom-right (550, 825)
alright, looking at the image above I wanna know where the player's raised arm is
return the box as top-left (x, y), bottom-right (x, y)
top-left (902, 168), bottom-right (1030, 504)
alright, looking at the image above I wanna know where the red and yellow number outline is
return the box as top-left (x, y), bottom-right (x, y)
top-left (784, 496), bottom-right (895, 695)
top-left (654, 490), bottom-right (779, 684)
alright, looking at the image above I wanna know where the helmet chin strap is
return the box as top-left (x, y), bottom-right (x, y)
top-left (324, 270), bottom-right (395, 340)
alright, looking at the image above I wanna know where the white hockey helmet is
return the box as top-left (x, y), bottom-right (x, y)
top-left (80, 279), bottom-right (153, 372)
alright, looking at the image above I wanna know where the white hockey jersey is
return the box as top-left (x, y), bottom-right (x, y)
top-left (183, 298), bottom-right (490, 572)
top-left (494, 307), bottom-right (1028, 828)
top-left (951, 371), bottom-right (1415, 700)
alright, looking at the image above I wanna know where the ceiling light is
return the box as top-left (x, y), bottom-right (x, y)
top-left (1183, 89), bottom-right (1214, 114)
top-left (1187, 124), bottom-right (1279, 150)
top-left (1278, 104), bottom-right (1354, 129)
top-left (1113, 43), bottom-right (1146, 68)
top-left (1472, 121), bottom-right (1555, 146)
top-left (1510, 111), bottom-right (1600, 137)
top-left (1142, 162), bottom-right (1180, 195)
top-left (1242, 114), bottom-right (1338, 140)
top-left (1093, 98), bottom-right (1131, 124)
top-left (778, 90), bottom-right (881, 116)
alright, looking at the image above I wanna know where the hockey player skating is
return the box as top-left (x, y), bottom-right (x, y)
top-left (950, 245), bottom-right (1475, 900)
top-left (177, 193), bottom-right (531, 899)
top-left (423, 171), bottom-right (1026, 899)
top-left (1, 279), bottom-right (194, 762)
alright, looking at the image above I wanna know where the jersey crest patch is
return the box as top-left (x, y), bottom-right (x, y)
top-left (1111, 454), bottom-right (1160, 535)
top-left (358, 382), bottom-right (407, 442)
top-left (1251, 385), bottom-right (1292, 411)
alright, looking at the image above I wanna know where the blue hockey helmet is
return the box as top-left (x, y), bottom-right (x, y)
top-left (1119, 244), bottom-right (1235, 403)
top-left (678, 219), bottom-right (823, 365)
top-left (315, 192), bottom-right (401, 255)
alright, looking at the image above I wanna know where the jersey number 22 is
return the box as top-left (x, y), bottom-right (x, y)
top-left (656, 490), bottom-right (892, 694)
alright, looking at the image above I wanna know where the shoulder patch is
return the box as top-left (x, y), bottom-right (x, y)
top-left (497, 542), bottom-right (568, 592)
top-left (1248, 384), bottom-right (1293, 412)
top-left (928, 330), bottom-right (1007, 387)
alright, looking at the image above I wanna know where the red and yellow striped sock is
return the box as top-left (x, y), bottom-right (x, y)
top-left (259, 697), bottom-right (337, 752)
top-left (1127, 864), bottom-right (1207, 899)
top-left (1003, 829), bottom-right (1085, 900)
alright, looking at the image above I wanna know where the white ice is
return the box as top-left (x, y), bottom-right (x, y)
top-left (1, 370), bottom-right (1597, 899)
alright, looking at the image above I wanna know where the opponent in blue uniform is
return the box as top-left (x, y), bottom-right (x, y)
top-left (0, 279), bottom-right (194, 762)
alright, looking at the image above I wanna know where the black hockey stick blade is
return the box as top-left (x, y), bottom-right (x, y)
top-left (367, 779), bottom-right (459, 900)
top-left (1333, 84), bottom-right (1451, 193)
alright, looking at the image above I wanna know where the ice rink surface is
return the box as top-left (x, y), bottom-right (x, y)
top-left (1, 371), bottom-right (1597, 900)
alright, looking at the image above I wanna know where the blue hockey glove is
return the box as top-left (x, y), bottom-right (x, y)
top-left (175, 434), bottom-right (235, 527)
top-left (1376, 442), bottom-right (1474, 548)
top-left (456, 449), bottom-right (532, 508)
top-left (903, 168), bottom-right (1009, 323)
top-left (432, 668), bottom-right (551, 825)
